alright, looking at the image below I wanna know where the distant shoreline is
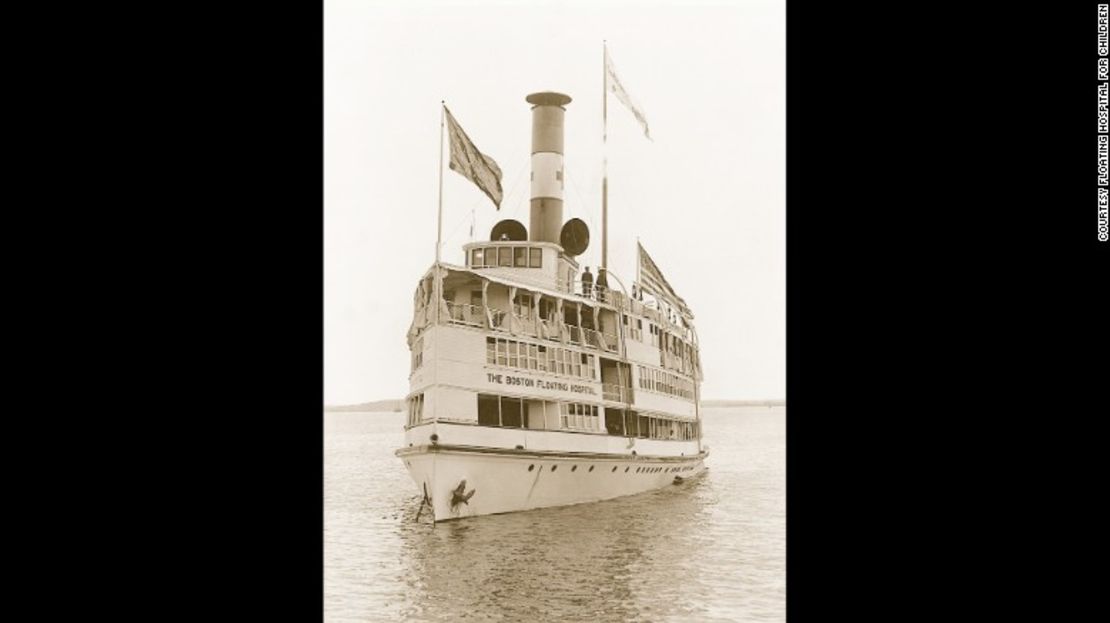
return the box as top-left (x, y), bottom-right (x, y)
top-left (323, 399), bottom-right (402, 413)
top-left (702, 399), bottom-right (785, 408)
top-left (324, 398), bottom-right (784, 412)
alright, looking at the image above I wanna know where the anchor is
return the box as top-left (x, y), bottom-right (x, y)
top-left (450, 479), bottom-right (476, 509)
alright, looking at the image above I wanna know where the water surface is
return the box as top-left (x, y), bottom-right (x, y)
top-left (325, 405), bottom-right (785, 622)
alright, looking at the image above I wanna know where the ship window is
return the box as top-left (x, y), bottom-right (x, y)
top-left (501, 396), bottom-right (523, 428)
top-left (484, 247), bottom-right (496, 267)
top-left (638, 415), bottom-right (649, 439)
top-left (529, 248), bottom-right (542, 268)
top-left (514, 247), bottom-right (527, 267)
top-left (471, 249), bottom-right (483, 267)
top-left (605, 408), bottom-right (622, 435)
top-left (537, 345), bottom-right (547, 371)
top-left (477, 394), bottom-right (500, 426)
top-left (486, 337), bottom-right (496, 364)
top-left (508, 341), bottom-right (518, 367)
top-left (497, 247), bottom-right (511, 266)
top-left (496, 339), bottom-right (507, 366)
top-left (528, 344), bottom-right (538, 370)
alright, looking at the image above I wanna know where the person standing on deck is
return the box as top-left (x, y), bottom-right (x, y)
top-left (596, 267), bottom-right (609, 303)
top-left (581, 267), bottom-right (594, 298)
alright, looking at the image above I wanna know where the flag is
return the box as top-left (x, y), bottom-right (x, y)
top-left (605, 47), bottom-right (651, 140)
top-left (638, 242), bottom-right (691, 318)
top-left (444, 106), bottom-right (503, 209)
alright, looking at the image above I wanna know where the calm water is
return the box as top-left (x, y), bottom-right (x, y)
top-left (325, 406), bottom-right (785, 622)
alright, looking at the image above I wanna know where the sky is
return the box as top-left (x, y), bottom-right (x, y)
top-left (325, 0), bottom-right (785, 404)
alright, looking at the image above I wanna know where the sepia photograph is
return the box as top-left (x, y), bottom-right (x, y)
top-left (325, 0), bottom-right (785, 620)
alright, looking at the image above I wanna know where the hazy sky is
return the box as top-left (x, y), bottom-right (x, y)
top-left (325, 0), bottom-right (784, 404)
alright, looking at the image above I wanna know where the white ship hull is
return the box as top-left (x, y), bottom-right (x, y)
top-left (397, 443), bottom-right (708, 522)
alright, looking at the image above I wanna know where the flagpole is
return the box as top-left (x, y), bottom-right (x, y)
top-left (602, 40), bottom-right (608, 272)
top-left (436, 102), bottom-right (445, 269)
top-left (434, 101), bottom-right (445, 422)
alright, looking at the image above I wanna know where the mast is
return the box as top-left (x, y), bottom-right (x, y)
top-left (602, 41), bottom-right (608, 271)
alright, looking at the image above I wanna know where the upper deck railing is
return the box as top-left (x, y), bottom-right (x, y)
top-left (443, 302), bottom-right (619, 354)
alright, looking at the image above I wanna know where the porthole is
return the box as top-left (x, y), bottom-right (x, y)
top-left (625, 467), bottom-right (630, 472)
top-left (551, 465), bottom-right (558, 472)
top-left (636, 467), bottom-right (641, 473)
top-left (528, 464), bottom-right (535, 472)
top-left (589, 465), bottom-right (594, 472)
top-left (571, 465), bottom-right (577, 472)
top-left (612, 466), bottom-right (617, 472)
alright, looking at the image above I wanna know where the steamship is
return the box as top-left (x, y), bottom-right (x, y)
top-left (396, 90), bottom-right (707, 521)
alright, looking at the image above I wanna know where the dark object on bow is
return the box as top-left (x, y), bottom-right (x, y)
top-left (450, 479), bottom-right (476, 509)
top-left (414, 481), bottom-right (433, 522)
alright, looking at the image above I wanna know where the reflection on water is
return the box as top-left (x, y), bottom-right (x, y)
top-left (325, 406), bottom-right (784, 622)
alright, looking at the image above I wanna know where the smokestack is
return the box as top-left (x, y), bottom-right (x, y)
top-left (525, 92), bottom-right (572, 245)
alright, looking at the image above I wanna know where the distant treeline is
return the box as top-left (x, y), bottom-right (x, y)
top-left (324, 399), bottom-right (402, 413)
top-left (701, 399), bottom-right (786, 408)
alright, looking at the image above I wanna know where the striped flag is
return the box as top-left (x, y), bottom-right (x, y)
top-left (638, 242), bottom-right (691, 318)
top-left (605, 47), bottom-right (651, 140)
top-left (445, 106), bottom-right (504, 209)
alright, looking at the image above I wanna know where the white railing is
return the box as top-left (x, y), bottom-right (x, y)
top-left (538, 319), bottom-right (561, 341)
top-left (564, 324), bottom-right (582, 345)
top-left (489, 308), bottom-right (509, 330)
top-left (444, 302), bottom-right (485, 327)
top-left (557, 278), bottom-right (627, 309)
top-left (582, 327), bottom-right (619, 353)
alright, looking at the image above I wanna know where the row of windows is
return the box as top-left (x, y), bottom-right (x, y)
top-left (603, 408), bottom-right (700, 440)
top-left (637, 365), bottom-right (695, 400)
top-left (626, 314), bottom-right (695, 359)
top-left (475, 393), bottom-right (700, 440)
top-left (477, 394), bottom-right (599, 432)
top-left (486, 337), bottom-right (597, 381)
top-left (406, 393), bottom-right (425, 427)
top-left (560, 402), bottom-right (600, 432)
top-left (470, 246), bottom-right (543, 269)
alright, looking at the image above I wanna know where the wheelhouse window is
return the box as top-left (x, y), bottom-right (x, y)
top-left (514, 247), bottom-right (527, 267)
top-left (529, 248), bottom-right (542, 268)
top-left (470, 248), bottom-right (483, 267)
